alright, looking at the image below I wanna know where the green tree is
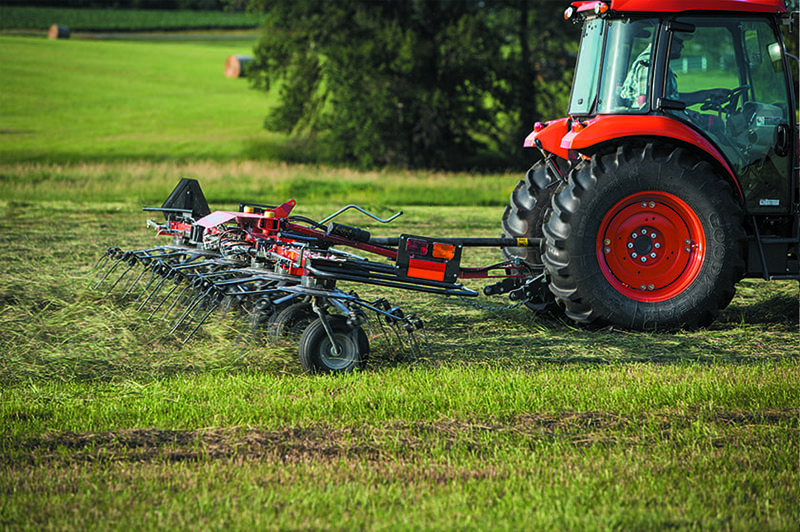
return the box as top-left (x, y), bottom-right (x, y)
top-left (490, 0), bottom-right (579, 153)
top-left (244, 0), bottom-right (578, 169)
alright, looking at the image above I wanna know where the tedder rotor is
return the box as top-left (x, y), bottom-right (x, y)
top-left (94, 179), bottom-right (541, 375)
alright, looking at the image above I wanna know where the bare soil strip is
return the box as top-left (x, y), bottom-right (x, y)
top-left (4, 410), bottom-right (795, 465)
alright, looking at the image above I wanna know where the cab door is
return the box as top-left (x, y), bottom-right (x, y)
top-left (665, 16), bottom-right (794, 214)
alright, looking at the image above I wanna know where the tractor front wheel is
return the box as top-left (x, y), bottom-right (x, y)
top-left (502, 159), bottom-right (560, 265)
top-left (502, 159), bottom-right (564, 311)
top-left (544, 143), bottom-right (745, 330)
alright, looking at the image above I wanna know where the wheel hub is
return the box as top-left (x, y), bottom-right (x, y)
top-left (320, 332), bottom-right (358, 370)
top-left (598, 193), bottom-right (705, 302)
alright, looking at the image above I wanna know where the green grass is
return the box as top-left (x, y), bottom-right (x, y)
top-left (0, 6), bottom-right (263, 32)
top-left (0, 36), bottom-right (304, 164)
top-left (0, 199), bottom-right (797, 530)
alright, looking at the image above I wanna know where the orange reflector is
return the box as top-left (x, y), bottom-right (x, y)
top-left (432, 242), bottom-right (456, 260)
top-left (407, 258), bottom-right (446, 282)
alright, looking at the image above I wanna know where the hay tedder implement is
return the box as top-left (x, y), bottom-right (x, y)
top-left (94, 179), bottom-right (542, 374)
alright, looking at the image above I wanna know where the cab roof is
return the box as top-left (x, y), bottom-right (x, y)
top-left (571, 0), bottom-right (786, 14)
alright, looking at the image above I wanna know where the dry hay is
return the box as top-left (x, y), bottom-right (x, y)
top-left (48, 25), bottom-right (70, 40)
top-left (224, 54), bottom-right (253, 78)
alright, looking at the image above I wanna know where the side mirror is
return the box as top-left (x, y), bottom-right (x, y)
top-left (767, 42), bottom-right (784, 73)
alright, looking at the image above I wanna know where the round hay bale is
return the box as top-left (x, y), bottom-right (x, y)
top-left (224, 55), bottom-right (253, 78)
top-left (48, 25), bottom-right (70, 39)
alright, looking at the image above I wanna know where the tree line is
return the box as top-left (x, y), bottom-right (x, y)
top-left (3, 0), bottom-right (230, 10)
top-left (244, 0), bottom-right (580, 170)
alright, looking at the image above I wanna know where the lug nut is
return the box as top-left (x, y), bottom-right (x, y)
top-left (604, 238), bottom-right (611, 246)
top-left (650, 233), bottom-right (657, 239)
top-left (648, 284), bottom-right (655, 290)
top-left (650, 252), bottom-right (656, 258)
top-left (632, 252), bottom-right (638, 258)
top-left (641, 229), bottom-right (648, 235)
top-left (640, 284), bottom-right (647, 290)
top-left (627, 242), bottom-right (634, 249)
top-left (641, 256), bottom-right (647, 262)
top-left (685, 246), bottom-right (691, 253)
top-left (654, 243), bottom-right (661, 249)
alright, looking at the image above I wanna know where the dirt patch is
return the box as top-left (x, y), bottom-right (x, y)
top-left (3, 410), bottom-right (795, 465)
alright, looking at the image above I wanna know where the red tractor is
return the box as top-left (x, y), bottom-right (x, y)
top-left (503, 0), bottom-right (800, 330)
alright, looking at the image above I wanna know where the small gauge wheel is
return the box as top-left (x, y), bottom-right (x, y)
top-left (298, 316), bottom-right (369, 374)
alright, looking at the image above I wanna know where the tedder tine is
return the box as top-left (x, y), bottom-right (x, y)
top-left (103, 260), bottom-right (136, 297)
top-left (136, 261), bottom-right (174, 312)
top-left (183, 295), bottom-right (221, 344)
top-left (146, 278), bottom-right (182, 320)
top-left (120, 261), bottom-right (150, 299)
top-left (91, 247), bottom-right (117, 272)
top-left (137, 274), bottom-right (170, 312)
top-left (94, 255), bottom-right (126, 289)
top-left (162, 282), bottom-right (195, 321)
top-left (170, 286), bottom-right (214, 334)
top-left (133, 267), bottom-right (160, 303)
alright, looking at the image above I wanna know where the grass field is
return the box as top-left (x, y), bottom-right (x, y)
top-left (0, 35), bottom-right (300, 165)
top-left (0, 6), bottom-right (262, 32)
top-left (0, 30), bottom-right (798, 531)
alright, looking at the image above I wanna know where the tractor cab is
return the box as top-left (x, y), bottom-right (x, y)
top-left (565, 2), bottom-right (795, 216)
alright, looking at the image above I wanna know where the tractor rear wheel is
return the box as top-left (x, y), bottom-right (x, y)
top-left (544, 143), bottom-right (746, 330)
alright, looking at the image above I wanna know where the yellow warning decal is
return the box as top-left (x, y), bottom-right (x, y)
top-left (517, 238), bottom-right (529, 246)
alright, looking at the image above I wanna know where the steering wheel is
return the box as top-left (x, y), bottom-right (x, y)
top-left (699, 85), bottom-right (750, 125)
top-left (722, 85), bottom-right (750, 116)
top-left (700, 85), bottom-right (750, 110)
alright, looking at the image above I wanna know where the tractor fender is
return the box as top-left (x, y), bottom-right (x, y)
top-left (523, 117), bottom-right (572, 160)
top-left (558, 115), bottom-right (744, 202)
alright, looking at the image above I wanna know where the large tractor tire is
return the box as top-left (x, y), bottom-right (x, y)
top-left (502, 160), bottom-right (561, 265)
top-left (544, 143), bottom-right (746, 330)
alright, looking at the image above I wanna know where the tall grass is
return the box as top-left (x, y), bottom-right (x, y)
top-left (0, 161), bottom-right (517, 206)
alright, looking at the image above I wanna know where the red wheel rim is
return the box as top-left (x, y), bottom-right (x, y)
top-left (597, 191), bottom-right (705, 303)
